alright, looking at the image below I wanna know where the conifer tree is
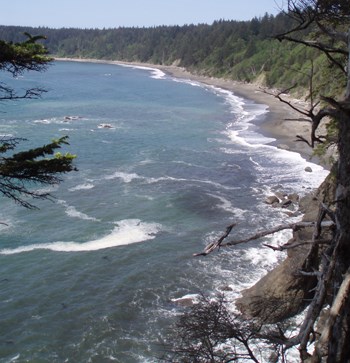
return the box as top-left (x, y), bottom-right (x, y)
top-left (0, 34), bottom-right (76, 209)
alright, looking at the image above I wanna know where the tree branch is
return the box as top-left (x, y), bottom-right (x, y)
top-left (263, 238), bottom-right (331, 251)
top-left (193, 223), bottom-right (236, 256)
top-left (264, 83), bottom-right (337, 148)
top-left (312, 267), bottom-right (350, 361)
top-left (194, 221), bottom-right (334, 257)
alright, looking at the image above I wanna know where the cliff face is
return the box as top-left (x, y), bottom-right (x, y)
top-left (236, 172), bottom-right (336, 324)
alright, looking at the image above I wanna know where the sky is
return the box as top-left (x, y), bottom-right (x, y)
top-left (1, 0), bottom-right (285, 29)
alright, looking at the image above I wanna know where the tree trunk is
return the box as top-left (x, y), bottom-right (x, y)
top-left (327, 29), bottom-right (350, 360)
top-left (334, 28), bottom-right (350, 282)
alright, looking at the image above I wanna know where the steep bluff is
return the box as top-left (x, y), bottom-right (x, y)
top-left (236, 172), bottom-right (336, 324)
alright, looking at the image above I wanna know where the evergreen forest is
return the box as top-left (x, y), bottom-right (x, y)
top-left (0, 11), bottom-right (345, 98)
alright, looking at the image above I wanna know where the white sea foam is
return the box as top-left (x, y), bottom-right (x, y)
top-left (195, 228), bottom-right (290, 306)
top-left (65, 206), bottom-right (99, 221)
top-left (172, 160), bottom-right (197, 167)
top-left (224, 123), bottom-right (328, 193)
top-left (210, 83), bottom-right (329, 192)
top-left (105, 170), bottom-right (178, 184)
top-left (171, 293), bottom-right (201, 305)
top-left (57, 200), bottom-right (100, 221)
top-left (33, 116), bottom-right (84, 125)
top-left (210, 86), bottom-right (248, 115)
top-left (0, 219), bottom-right (162, 255)
top-left (207, 193), bottom-right (247, 218)
top-left (69, 183), bottom-right (95, 192)
top-left (240, 231), bottom-right (289, 284)
top-left (149, 68), bottom-right (166, 79)
top-left (249, 156), bottom-right (260, 166)
top-left (105, 169), bottom-right (240, 191)
top-left (226, 129), bottom-right (254, 147)
top-left (7, 354), bottom-right (20, 362)
top-left (33, 119), bottom-right (51, 124)
top-left (119, 64), bottom-right (166, 80)
top-left (105, 171), bottom-right (142, 183)
top-left (171, 78), bottom-right (202, 88)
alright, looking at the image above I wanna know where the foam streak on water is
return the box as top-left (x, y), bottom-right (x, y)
top-left (0, 219), bottom-right (161, 254)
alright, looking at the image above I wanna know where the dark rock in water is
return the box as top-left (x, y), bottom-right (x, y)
top-left (305, 166), bottom-right (313, 172)
top-left (265, 195), bottom-right (280, 205)
top-left (220, 285), bottom-right (233, 292)
top-left (281, 199), bottom-right (292, 208)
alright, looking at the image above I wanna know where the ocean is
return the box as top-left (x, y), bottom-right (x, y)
top-left (0, 61), bottom-right (328, 362)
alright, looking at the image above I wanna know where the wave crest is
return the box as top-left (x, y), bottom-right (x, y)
top-left (0, 219), bottom-right (162, 255)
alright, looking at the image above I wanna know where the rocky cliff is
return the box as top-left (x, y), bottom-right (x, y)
top-left (236, 172), bottom-right (336, 324)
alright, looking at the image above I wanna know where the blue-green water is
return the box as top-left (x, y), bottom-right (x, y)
top-left (0, 61), bottom-right (327, 362)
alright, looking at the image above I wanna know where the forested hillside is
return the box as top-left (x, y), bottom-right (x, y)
top-left (0, 12), bottom-right (345, 97)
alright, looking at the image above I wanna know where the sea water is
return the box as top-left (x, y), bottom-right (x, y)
top-left (0, 61), bottom-right (328, 362)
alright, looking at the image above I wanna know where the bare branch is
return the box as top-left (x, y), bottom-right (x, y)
top-left (312, 267), bottom-right (350, 361)
top-left (264, 82), bottom-right (337, 148)
top-left (0, 82), bottom-right (47, 102)
top-left (193, 223), bottom-right (236, 256)
top-left (263, 238), bottom-right (331, 251)
top-left (286, 233), bottom-right (341, 359)
top-left (315, 20), bottom-right (348, 43)
top-left (277, 1), bottom-right (349, 75)
top-left (194, 221), bottom-right (334, 257)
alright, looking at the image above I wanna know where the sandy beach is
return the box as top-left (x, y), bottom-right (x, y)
top-left (56, 58), bottom-right (317, 165)
top-left (159, 66), bottom-right (315, 158)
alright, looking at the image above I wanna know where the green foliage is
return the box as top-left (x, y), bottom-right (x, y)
top-left (0, 34), bottom-right (76, 209)
top-left (0, 12), bottom-right (342, 99)
top-left (0, 14), bottom-right (344, 171)
top-left (0, 36), bottom-right (52, 76)
top-left (0, 136), bottom-right (77, 209)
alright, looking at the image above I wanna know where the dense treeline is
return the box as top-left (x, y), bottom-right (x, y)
top-left (0, 12), bottom-right (344, 96)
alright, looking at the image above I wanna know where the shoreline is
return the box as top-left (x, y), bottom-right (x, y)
top-left (55, 57), bottom-right (323, 168)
